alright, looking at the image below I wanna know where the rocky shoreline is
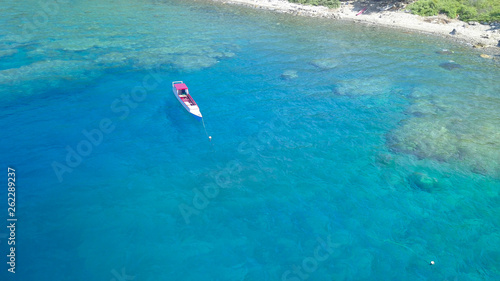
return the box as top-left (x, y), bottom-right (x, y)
top-left (203, 0), bottom-right (500, 53)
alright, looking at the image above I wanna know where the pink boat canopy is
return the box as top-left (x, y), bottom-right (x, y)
top-left (174, 83), bottom-right (188, 90)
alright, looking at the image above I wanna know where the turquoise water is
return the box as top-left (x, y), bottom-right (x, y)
top-left (1, 0), bottom-right (500, 280)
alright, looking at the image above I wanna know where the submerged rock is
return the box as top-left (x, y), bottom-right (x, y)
top-left (375, 153), bottom-right (394, 166)
top-left (49, 38), bottom-right (102, 51)
top-left (439, 61), bottom-right (462, 70)
top-left (471, 163), bottom-right (488, 176)
top-left (280, 70), bottom-right (298, 80)
top-left (388, 121), bottom-right (459, 161)
top-left (408, 172), bottom-right (438, 192)
top-left (310, 58), bottom-right (338, 70)
top-left (125, 45), bottom-right (236, 71)
top-left (407, 99), bottom-right (441, 117)
top-left (0, 49), bottom-right (18, 58)
top-left (0, 60), bottom-right (94, 84)
top-left (435, 49), bottom-right (454, 55)
top-left (173, 55), bottom-right (218, 70)
top-left (334, 77), bottom-right (392, 96)
top-left (95, 52), bottom-right (128, 67)
top-left (388, 92), bottom-right (500, 179)
top-left (473, 42), bottom-right (486, 48)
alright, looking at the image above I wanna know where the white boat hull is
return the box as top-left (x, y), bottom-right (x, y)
top-left (172, 81), bottom-right (202, 119)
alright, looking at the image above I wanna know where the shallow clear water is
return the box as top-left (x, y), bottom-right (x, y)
top-left (1, 0), bottom-right (499, 280)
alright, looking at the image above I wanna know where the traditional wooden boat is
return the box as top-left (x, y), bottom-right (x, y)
top-left (172, 81), bottom-right (202, 119)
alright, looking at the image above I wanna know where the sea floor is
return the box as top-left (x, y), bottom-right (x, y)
top-left (0, 0), bottom-right (499, 280)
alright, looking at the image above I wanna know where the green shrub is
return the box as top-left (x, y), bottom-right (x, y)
top-left (486, 8), bottom-right (500, 21)
top-left (408, 0), bottom-right (439, 16)
top-left (409, 0), bottom-right (500, 22)
top-left (457, 5), bottom-right (478, 20)
top-left (437, 0), bottom-right (461, 18)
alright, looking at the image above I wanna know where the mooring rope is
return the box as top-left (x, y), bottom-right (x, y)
top-left (201, 117), bottom-right (212, 144)
top-left (383, 239), bottom-right (434, 266)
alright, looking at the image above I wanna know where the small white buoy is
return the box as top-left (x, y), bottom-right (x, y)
top-left (209, 136), bottom-right (212, 141)
top-left (430, 261), bottom-right (435, 265)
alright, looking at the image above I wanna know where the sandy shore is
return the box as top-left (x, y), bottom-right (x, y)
top-left (204, 0), bottom-right (500, 51)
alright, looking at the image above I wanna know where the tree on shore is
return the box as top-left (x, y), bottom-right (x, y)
top-left (287, 0), bottom-right (499, 23)
top-left (408, 0), bottom-right (500, 22)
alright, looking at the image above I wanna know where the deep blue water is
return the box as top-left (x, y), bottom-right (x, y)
top-left (1, 0), bottom-right (499, 280)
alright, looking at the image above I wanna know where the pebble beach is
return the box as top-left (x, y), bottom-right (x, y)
top-left (206, 0), bottom-right (500, 51)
